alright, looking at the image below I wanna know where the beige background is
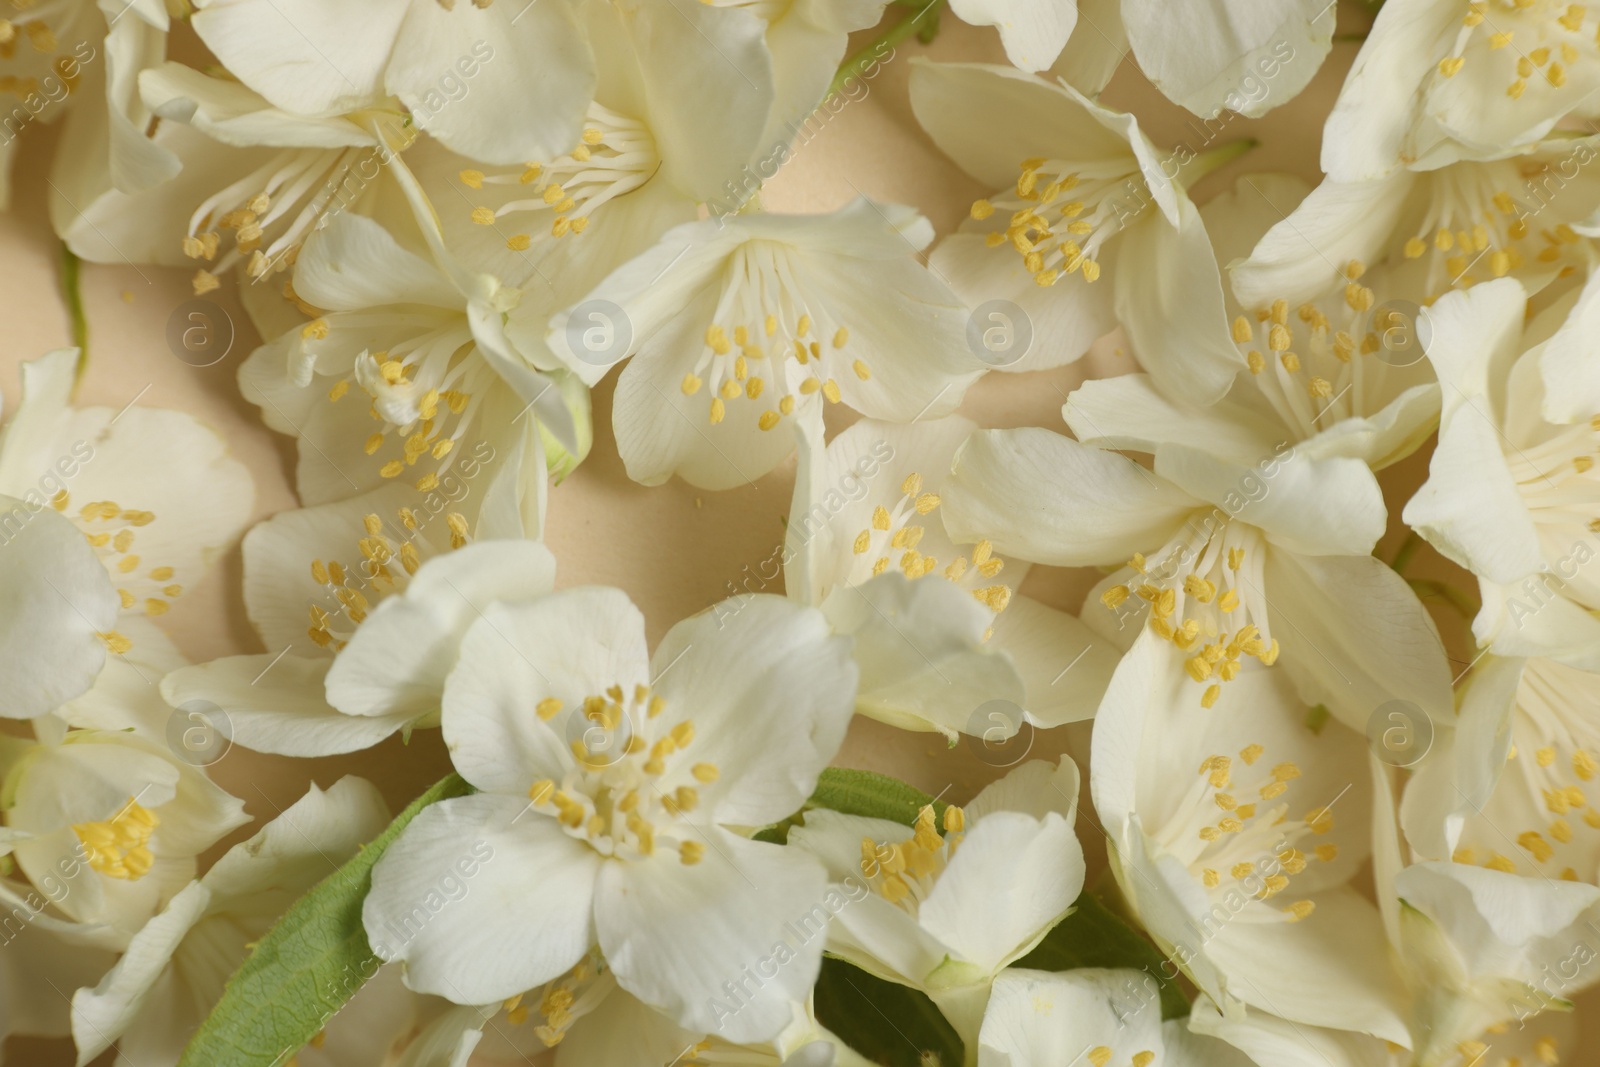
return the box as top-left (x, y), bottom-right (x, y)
top-left (2, 2), bottom-right (1527, 1062)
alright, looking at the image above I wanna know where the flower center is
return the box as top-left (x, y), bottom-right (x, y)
top-left (679, 241), bottom-right (868, 430)
top-left (848, 471), bottom-right (1012, 626)
top-left (306, 506), bottom-right (471, 650)
top-left (1099, 521), bottom-right (1278, 709)
top-left (73, 797), bottom-right (159, 881)
top-left (857, 803), bottom-right (965, 916)
top-left (461, 103), bottom-right (660, 249)
top-left (1455, 659), bottom-right (1600, 879)
top-left (1506, 414), bottom-right (1600, 537)
top-left (1230, 269), bottom-right (1392, 440)
top-left (40, 491), bottom-right (182, 653)
top-left (525, 686), bottom-right (722, 865)
top-left (1435, 1), bottom-right (1596, 102)
top-left (969, 156), bottom-right (1140, 289)
top-left (316, 321), bottom-right (496, 494)
top-left (1158, 747), bottom-right (1336, 924)
top-left (0, 0), bottom-right (88, 94)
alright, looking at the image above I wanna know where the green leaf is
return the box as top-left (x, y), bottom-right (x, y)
top-left (807, 767), bottom-right (949, 827)
top-left (1015, 891), bottom-right (1191, 1019)
top-left (814, 957), bottom-right (963, 1067)
top-left (178, 773), bottom-right (474, 1067)
top-left (58, 243), bottom-right (88, 375)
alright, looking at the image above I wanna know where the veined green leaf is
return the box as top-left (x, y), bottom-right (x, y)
top-left (806, 767), bottom-right (949, 827)
top-left (177, 773), bottom-right (473, 1067)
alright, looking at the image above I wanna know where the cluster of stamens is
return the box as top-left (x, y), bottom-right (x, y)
top-left (42, 489), bottom-right (179, 653)
top-left (1507, 412), bottom-right (1600, 543)
top-left (182, 146), bottom-right (378, 295)
top-left (1183, 748), bottom-right (1335, 923)
top-left (0, 6), bottom-right (82, 96)
top-left (849, 472), bottom-right (1010, 625)
top-left (307, 507), bottom-right (470, 650)
top-left (1101, 538), bottom-right (1278, 709)
top-left (680, 245), bottom-right (870, 430)
top-left (1435, 2), bottom-right (1594, 100)
top-left (500, 952), bottom-right (615, 1048)
top-left (316, 319), bottom-right (489, 493)
top-left (858, 803), bottom-right (964, 911)
top-left (970, 156), bottom-right (1135, 288)
top-left (525, 684), bottom-right (720, 865)
top-left (73, 798), bottom-right (159, 881)
top-left (462, 104), bottom-right (658, 249)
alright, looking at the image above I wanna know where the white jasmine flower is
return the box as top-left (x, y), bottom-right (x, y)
top-left (1323, 0), bottom-right (1600, 180)
top-left (942, 424), bottom-right (1452, 729)
top-left (1402, 276), bottom-right (1600, 669)
top-left (0, 348), bottom-right (251, 718)
top-left (163, 490), bottom-right (559, 756)
top-left (363, 589), bottom-right (857, 1042)
top-left (788, 758), bottom-right (1085, 1052)
top-left (549, 198), bottom-right (984, 488)
top-left (1233, 137), bottom-right (1600, 311)
top-left (2, 726), bottom-right (248, 941)
top-left (783, 416), bottom-right (1117, 738)
top-left (70, 776), bottom-right (409, 1067)
top-left (908, 60), bottom-right (1241, 400)
top-left (1090, 630), bottom-right (1410, 1045)
top-left (976, 968), bottom-right (1249, 1067)
top-left (1065, 173), bottom-right (1440, 500)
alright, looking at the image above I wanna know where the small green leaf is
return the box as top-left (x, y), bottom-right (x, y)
top-left (1016, 891), bottom-right (1191, 1019)
top-left (806, 767), bottom-right (948, 827)
top-left (814, 957), bottom-right (963, 1067)
top-left (177, 774), bottom-right (473, 1067)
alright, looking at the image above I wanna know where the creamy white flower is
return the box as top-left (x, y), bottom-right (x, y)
top-left (977, 968), bottom-right (1249, 1067)
top-left (5, 0), bottom-right (180, 211)
top-left (1402, 277), bottom-right (1600, 669)
top-left (0, 348), bottom-right (251, 718)
top-left (908, 60), bottom-right (1240, 400)
top-left (237, 202), bottom-right (584, 509)
top-left (1, 726), bottom-right (247, 942)
top-left (70, 776), bottom-right (408, 1067)
top-left (783, 416), bottom-right (1117, 739)
top-left (944, 0), bottom-right (1331, 118)
top-left (942, 425), bottom-right (1452, 730)
top-left (1067, 173), bottom-right (1440, 516)
top-left (548, 198), bottom-right (983, 489)
top-left (789, 758), bottom-right (1085, 1055)
top-left (1089, 632), bottom-right (1410, 1046)
top-left (163, 490), bottom-right (558, 756)
top-left (363, 589), bottom-right (857, 1042)
top-left (1401, 654), bottom-right (1600, 890)
top-left (189, 0), bottom-right (594, 166)
top-left (1323, 0), bottom-right (1600, 180)
top-left (1234, 137), bottom-right (1600, 311)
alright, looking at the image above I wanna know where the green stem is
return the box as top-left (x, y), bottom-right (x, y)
top-left (1389, 530), bottom-right (1422, 575)
top-left (1174, 137), bottom-right (1258, 189)
top-left (828, 0), bottom-right (945, 99)
top-left (58, 243), bottom-right (88, 379)
top-left (1407, 579), bottom-right (1480, 621)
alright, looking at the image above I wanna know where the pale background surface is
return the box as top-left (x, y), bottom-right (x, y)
top-left (0, 1), bottom-right (1557, 1062)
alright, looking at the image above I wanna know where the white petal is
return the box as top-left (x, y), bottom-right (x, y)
top-left (920, 811), bottom-right (1084, 971)
top-left (553, 985), bottom-right (698, 1067)
top-left (364, 792), bottom-right (600, 1002)
top-left (649, 595), bottom-right (856, 826)
top-left (596, 829), bottom-right (826, 1043)
top-left (442, 588), bottom-right (650, 795)
top-left (983, 595), bottom-right (1117, 729)
top-left (1538, 265), bottom-right (1600, 424)
top-left (966, 756), bottom-right (1080, 824)
top-left (387, 0), bottom-right (594, 165)
top-left (1120, 0), bottom-right (1334, 118)
top-left (1064, 373), bottom-right (1282, 461)
top-left (978, 968), bottom-right (1167, 1067)
top-left (943, 428), bottom-right (1197, 566)
top-left (0, 497), bottom-right (117, 718)
top-left (293, 212), bottom-right (459, 313)
top-left (1264, 548), bottom-right (1455, 735)
top-left (326, 540), bottom-right (557, 719)
top-left (945, 0), bottom-right (1076, 72)
top-left (191, 0), bottom-right (402, 118)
